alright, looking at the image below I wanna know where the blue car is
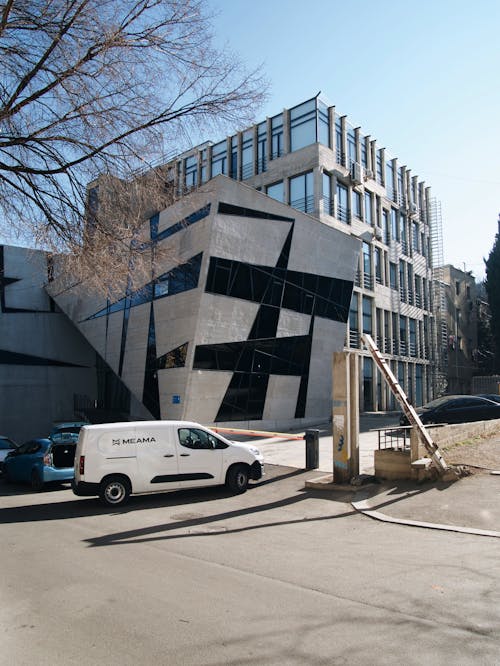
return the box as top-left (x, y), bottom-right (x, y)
top-left (3, 438), bottom-right (76, 490)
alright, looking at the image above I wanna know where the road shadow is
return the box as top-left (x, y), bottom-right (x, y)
top-left (0, 465), bottom-right (345, 527)
top-left (83, 490), bottom-right (357, 548)
top-left (0, 479), bottom-right (72, 497)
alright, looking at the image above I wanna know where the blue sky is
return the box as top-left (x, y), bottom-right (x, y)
top-left (209, 0), bottom-right (500, 280)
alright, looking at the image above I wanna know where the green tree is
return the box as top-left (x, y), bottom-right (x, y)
top-left (484, 223), bottom-right (500, 372)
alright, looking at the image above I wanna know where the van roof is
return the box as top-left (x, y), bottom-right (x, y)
top-left (81, 421), bottom-right (205, 431)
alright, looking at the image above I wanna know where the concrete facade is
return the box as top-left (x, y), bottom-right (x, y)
top-left (441, 264), bottom-right (478, 394)
top-left (51, 177), bottom-right (360, 430)
top-left (0, 245), bottom-right (98, 442)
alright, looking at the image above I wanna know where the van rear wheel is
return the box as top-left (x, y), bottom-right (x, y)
top-left (226, 464), bottom-right (249, 494)
top-left (99, 476), bottom-right (131, 506)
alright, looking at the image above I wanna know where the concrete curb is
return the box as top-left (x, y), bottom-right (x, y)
top-left (351, 487), bottom-right (500, 539)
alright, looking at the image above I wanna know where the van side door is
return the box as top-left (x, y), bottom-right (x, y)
top-left (176, 427), bottom-right (226, 488)
top-left (136, 425), bottom-right (180, 493)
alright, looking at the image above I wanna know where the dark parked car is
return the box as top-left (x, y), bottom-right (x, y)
top-left (478, 393), bottom-right (500, 404)
top-left (3, 438), bottom-right (76, 490)
top-left (400, 395), bottom-right (500, 426)
top-left (0, 435), bottom-right (18, 473)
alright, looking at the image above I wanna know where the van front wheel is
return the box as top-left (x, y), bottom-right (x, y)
top-left (226, 464), bottom-right (249, 494)
top-left (99, 476), bottom-right (131, 506)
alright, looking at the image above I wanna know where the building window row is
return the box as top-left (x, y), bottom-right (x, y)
top-left (348, 298), bottom-right (432, 363)
top-left (172, 99), bottom-right (429, 219)
top-left (322, 173), bottom-right (430, 247)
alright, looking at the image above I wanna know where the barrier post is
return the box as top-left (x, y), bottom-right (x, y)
top-left (332, 351), bottom-right (359, 484)
top-left (305, 429), bottom-right (320, 469)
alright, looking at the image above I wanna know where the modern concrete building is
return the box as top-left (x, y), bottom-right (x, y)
top-left (441, 264), bottom-right (478, 394)
top-left (164, 95), bottom-right (439, 411)
top-left (51, 177), bottom-right (359, 430)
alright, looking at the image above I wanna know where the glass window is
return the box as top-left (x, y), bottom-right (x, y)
top-left (230, 135), bottom-right (238, 178)
top-left (322, 172), bottom-right (332, 215)
top-left (290, 171), bottom-right (313, 213)
top-left (349, 292), bottom-right (359, 331)
top-left (271, 113), bottom-right (284, 159)
top-left (398, 362), bottom-right (405, 393)
top-left (178, 427), bottom-right (227, 450)
top-left (290, 99), bottom-right (317, 152)
top-left (382, 210), bottom-right (389, 243)
top-left (400, 213), bottom-right (407, 250)
top-left (318, 100), bottom-right (330, 147)
top-left (386, 161), bottom-right (395, 199)
top-left (364, 191), bottom-right (372, 225)
top-left (211, 140), bottom-right (227, 176)
top-left (363, 242), bottom-right (372, 288)
top-left (412, 222), bottom-right (419, 252)
top-left (376, 150), bottom-right (383, 184)
top-left (347, 128), bottom-right (356, 166)
top-left (389, 262), bottom-right (397, 289)
top-left (390, 209), bottom-right (398, 240)
top-left (392, 313), bottom-right (399, 354)
top-left (360, 137), bottom-right (367, 168)
top-left (241, 129), bottom-right (253, 179)
top-left (336, 182), bottom-right (348, 223)
top-left (400, 315), bottom-right (407, 354)
top-left (266, 181), bottom-right (284, 203)
top-left (257, 122), bottom-right (267, 174)
top-left (362, 296), bottom-right (372, 334)
top-left (335, 115), bottom-right (342, 163)
top-left (375, 247), bottom-right (382, 284)
top-left (398, 169), bottom-right (405, 205)
top-left (363, 357), bottom-right (374, 411)
top-left (399, 261), bottom-right (406, 300)
top-left (409, 319), bottom-right (417, 356)
top-left (415, 364), bottom-right (423, 405)
top-left (200, 148), bottom-right (208, 184)
top-left (352, 190), bottom-right (362, 219)
top-left (184, 155), bottom-right (197, 189)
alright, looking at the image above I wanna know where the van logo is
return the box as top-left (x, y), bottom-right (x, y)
top-left (112, 437), bottom-right (157, 445)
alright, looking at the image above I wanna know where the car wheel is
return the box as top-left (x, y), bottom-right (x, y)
top-left (99, 476), bottom-right (131, 507)
top-left (31, 469), bottom-right (43, 491)
top-left (226, 464), bottom-right (249, 494)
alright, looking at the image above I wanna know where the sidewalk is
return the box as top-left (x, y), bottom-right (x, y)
top-left (247, 415), bottom-right (500, 538)
top-left (351, 471), bottom-right (500, 538)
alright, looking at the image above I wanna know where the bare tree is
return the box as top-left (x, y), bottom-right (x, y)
top-left (0, 0), bottom-right (266, 294)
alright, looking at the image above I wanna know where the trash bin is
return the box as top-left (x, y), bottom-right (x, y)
top-left (305, 429), bottom-right (319, 469)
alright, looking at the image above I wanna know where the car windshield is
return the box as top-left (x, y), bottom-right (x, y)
top-left (420, 396), bottom-right (455, 410)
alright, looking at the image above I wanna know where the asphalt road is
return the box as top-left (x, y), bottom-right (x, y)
top-left (1, 466), bottom-right (500, 665)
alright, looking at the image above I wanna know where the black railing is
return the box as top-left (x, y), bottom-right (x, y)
top-left (377, 425), bottom-right (411, 452)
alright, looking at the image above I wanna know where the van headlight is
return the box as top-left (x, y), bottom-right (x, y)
top-left (248, 446), bottom-right (261, 456)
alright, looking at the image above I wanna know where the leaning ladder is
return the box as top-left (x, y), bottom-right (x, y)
top-left (361, 333), bottom-right (448, 474)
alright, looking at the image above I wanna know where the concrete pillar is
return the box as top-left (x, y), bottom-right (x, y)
top-left (332, 351), bottom-right (359, 484)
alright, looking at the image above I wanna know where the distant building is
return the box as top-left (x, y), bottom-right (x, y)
top-left (441, 265), bottom-right (478, 394)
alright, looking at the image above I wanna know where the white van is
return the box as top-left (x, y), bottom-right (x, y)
top-left (72, 421), bottom-right (264, 506)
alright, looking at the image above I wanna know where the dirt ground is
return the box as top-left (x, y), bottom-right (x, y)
top-left (441, 432), bottom-right (500, 472)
